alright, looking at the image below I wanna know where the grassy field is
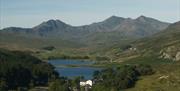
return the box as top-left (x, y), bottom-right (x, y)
top-left (124, 62), bottom-right (180, 91)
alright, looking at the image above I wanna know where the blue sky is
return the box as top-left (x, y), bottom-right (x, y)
top-left (0, 0), bottom-right (179, 29)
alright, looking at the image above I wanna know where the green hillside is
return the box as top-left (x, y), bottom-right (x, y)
top-left (106, 21), bottom-right (180, 91)
top-left (125, 62), bottom-right (180, 91)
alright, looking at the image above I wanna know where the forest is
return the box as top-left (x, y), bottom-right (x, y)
top-left (0, 49), bottom-right (59, 91)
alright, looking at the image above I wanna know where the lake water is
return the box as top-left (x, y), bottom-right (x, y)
top-left (48, 59), bottom-right (102, 79)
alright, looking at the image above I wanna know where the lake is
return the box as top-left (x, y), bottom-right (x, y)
top-left (48, 59), bottom-right (102, 79)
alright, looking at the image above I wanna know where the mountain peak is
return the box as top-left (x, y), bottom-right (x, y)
top-left (138, 15), bottom-right (146, 18)
top-left (109, 15), bottom-right (120, 18)
top-left (136, 15), bottom-right (149, 22)
top-left (107, 15), bottom-right (123, 20)
top-left (45, 19), bottom-right (66, 25)
top-left (34, 19), bottom-right (67, 29)
top-left (103, 15), bottom-right (125, 23)
top-left (33, 19), bottom-right (70, 31)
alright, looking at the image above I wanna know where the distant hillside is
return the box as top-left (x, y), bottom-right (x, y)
top-left (134, 21), bottom-right (180, 61)
top-left (108, 21), bottom-right (180, 62)
top-left (135, 21), bottom-right (180, 49)
top-left (0, 16), bottom-right (170, 51)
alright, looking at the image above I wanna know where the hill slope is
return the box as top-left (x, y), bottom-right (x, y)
top-left (123, 21), bottom-right (180, 91)
top-left (104, 21), bottom-right (179, 62)
top-left (134, 21), bottom-right (180, 61)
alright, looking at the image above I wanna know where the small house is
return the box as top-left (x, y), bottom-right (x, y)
top-left (80, 80), bottom-right (93, 87)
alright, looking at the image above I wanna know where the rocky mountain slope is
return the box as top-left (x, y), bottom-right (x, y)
top-left (0, 16), bottom-right (170, 50)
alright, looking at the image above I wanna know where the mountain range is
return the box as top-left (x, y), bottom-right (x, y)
top-left (0, 15), bottom-right (170, 50)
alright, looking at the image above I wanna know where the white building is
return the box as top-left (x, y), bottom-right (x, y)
top-left (80, 80), bottom-right (93, 87)
top-left (80, 81), bottom-right (86, 86)
top-left (86, 80), bottom-right (92, 86)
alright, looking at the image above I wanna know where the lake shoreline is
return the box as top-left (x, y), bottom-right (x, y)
top-left (48, 59), bottom-right (103, 79)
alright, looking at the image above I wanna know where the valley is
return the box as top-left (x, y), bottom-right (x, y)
top-left (0, 16), bottom-right (179, 91)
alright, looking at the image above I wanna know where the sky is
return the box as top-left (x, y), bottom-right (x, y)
top-left (0, 0), bottom-right (180, 29)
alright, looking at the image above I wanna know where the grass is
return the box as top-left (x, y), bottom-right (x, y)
top-left (34, 48), bottom-right (91, 60)
top-left (124, 62), bottom-right (180, 91)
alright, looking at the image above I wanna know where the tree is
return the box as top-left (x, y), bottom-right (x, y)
top-left (42, 46), bottom-right (55, 51)
top-left (0, 49), bottom-right (59, 90)
top-left (49, 79), bottom-right (69, 91)
top-left (71, 76), bottom-right (81, 88)
top-left (0, 78), bottom-right (7, 91)
top-left (135, 64), bottom-right (154, 75)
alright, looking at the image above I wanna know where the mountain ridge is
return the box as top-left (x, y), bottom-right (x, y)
top-left (0, 15), bottom-right (171, 50)
top-left (1, 15), bottom-right (169, 31)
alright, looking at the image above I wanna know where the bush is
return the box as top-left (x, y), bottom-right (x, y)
top-left (135, 64), bottom-right (154, 75)
top-left (42, 46), bottom-right (55, 51)
top-left (49, 79), bottom-right (69, 91)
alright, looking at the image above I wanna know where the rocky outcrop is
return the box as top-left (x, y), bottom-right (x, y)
top-left (160, 46), bottom-right (180, 61)
top-left (161, 52), bottom-right (171, 59)
top-left (175, 52), bottom-right (180, 61)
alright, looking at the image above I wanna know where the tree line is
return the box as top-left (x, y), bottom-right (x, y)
top-left (48, 64), bottom-right (154, 91)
